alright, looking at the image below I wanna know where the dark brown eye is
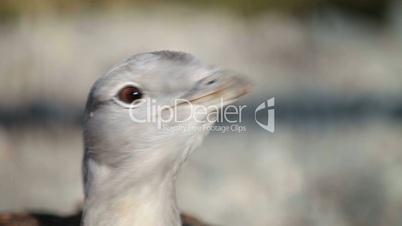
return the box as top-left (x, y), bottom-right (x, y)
top-left (118, 86), bottom-right (143, 104)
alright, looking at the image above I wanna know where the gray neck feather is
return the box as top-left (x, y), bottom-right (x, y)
top-left (82, 154), bottom-right (182, 226)
top-left (81, 135), bottom-right (202, 226)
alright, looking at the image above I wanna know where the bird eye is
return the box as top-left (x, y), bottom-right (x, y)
top-left (118, 86), bottom-right (143, 104)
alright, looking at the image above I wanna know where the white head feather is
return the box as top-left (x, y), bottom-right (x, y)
top-left (82, 51), bottom-right (251, 226)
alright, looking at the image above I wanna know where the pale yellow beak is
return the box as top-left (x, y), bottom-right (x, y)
top-left (178, 70), bottom-right (252, 107)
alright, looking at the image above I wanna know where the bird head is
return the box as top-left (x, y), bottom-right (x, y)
top-left (83, 51), bottom-right (251, 178)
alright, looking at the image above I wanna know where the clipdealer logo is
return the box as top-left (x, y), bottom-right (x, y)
top-left (255, 98), bottom-right (275, 133)
top-left (127, 98), bottom-right (274, 133)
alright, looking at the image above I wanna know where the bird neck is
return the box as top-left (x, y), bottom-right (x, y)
top-left (82, 156), bottom-right (182, 226)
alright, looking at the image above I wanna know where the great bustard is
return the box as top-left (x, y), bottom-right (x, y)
top-left (0, 51), bottom-right (251, 226)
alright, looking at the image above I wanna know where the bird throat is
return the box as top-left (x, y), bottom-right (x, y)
top-left (82, 155), bottom-right (182, 226)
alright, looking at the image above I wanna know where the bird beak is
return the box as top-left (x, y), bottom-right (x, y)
top-left (177, 70), bottom-right (252, 108)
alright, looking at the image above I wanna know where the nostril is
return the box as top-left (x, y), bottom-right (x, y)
top-left (206, 79), bottom-right (217, 86)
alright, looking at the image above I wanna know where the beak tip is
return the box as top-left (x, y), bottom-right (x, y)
top-left (244, 85), bottom-right (252, 94)
top-left (237, 75), bottom-right (253, 96)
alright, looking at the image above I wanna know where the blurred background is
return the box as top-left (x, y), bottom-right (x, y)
top-left (1, 0), bottom-right (402, 225)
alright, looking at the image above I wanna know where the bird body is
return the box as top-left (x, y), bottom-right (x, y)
top-left (0, 212), bottom-right (209, 226)
top-left (0, 51), bottom-right (251, 226)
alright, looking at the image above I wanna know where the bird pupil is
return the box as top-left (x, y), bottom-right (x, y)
top-left (119, 86), bottom-right (143, 104)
